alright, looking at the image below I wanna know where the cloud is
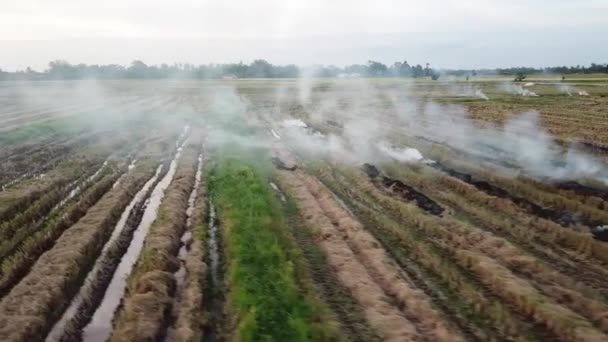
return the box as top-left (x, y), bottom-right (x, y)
top-left (2, 0), bottom-right (607, 40)
top-left (1, 0), bottom-right (607, 70)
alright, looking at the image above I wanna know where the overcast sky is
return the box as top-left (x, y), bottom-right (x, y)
top-left (1, 0), bottom-right (607, 70)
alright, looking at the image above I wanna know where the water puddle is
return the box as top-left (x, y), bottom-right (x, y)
top-left (207, 202), bottom-right (220, 286)
top-left (80, 143), bottom-right (185, 342)
top-left (176, 125), bottom-right (190, 147)
top-left (0, 173), bottom-right (28, 191)
top-left (128, 159), bottom-right (137, 171)
top-left (46, 165), bottom-right (163, 342)
top-left (270, 182), bottom-right (286, 202)
top-left (87, 160), bottom-right (109, 182)
top-left (175, 153), bottom-right (203, 287)
top-left (270, 129), bottom-right (281, 140)
top-left (113, 159), bottom-right (138, 189)
top-left (163, 153), bottom-right (203, 342)
top-left (202, 198), bottom-right (224, 341)
top-left (55, 161), bottom-right (109, 209)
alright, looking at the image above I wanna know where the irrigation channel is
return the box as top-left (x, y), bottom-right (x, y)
top-left (46, 140), bottom-right (187, 342)
top-left (202, 198), bottom-right (224, 341)
top-left (163, 151), bottom-right (204, 341)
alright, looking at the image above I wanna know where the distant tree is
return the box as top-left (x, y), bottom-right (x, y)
top-left (399, 61), bottom-right (412, 77)
top-left (3, 60), bottom-right (607, 81)
top-left (367, 60), bottom-right (388, 77)
top-left (412, 64), bottom-right (424, 78)
top-left (247, 59), bottom-right (273, 78)
top-left (127, 60), bottom-right (149, 78)
top-left (390, 62), bottom-right (401, 77)
top-left (344, 64), bottom-right (368, 76)
top-left (424, 63), bottom-right (431, 76)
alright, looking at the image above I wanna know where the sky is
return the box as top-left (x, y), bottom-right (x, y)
top-left (1, 0), bottom-right (607, 71)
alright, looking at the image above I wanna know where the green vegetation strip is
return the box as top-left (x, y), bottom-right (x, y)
top-left (209, 150), bottom-right (338, 341)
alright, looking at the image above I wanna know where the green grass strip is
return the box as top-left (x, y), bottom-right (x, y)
top-left (209, 150), bottom-right (326, 342)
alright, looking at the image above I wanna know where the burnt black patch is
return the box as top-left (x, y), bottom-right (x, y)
top-left (432, 162), bottom-right (598, 228)
top-left (381, 177), bottom-right (445, 216)
top-left (592, 226), bottom-right (608, 242)
top-left (553, 180), bottom-right (608, 202)
top-left (361, 164), bottom-right (444, 216)
top-left (362, 163), bottom-right (380, 179)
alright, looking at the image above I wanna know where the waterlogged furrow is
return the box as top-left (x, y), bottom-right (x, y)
top-left (45, 164), bottom-right (164, 342)
top-left (0, 159), bottom-right (158, 341)
top-left (0, 167), bottom-right (124, 299)
top-left (110, 142), bottom-right (199, 341)
top-left (0, 161), bottom-right (111, 261)
top-left (81, 141), bottom-right (187, 342)
top-left (167, 165), bottom-right (208, 342)
top-left (202, 200), bottom-right (222, 342)
top-left (162, 151), bottom-right (205, 342)
top-left (0, 156), bottom-right (104, 229)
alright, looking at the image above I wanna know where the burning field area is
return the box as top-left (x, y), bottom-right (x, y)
top-left (0, 78), bottom-right (608, 342)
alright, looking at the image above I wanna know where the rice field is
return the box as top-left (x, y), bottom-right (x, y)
top-left (0, 78), bottom-right (607, 341)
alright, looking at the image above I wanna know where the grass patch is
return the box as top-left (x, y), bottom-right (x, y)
top-left (209, 149), bottom-right (335, 341)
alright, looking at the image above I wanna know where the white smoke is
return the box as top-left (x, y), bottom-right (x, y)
top-left (557, 83), bottom-right (574, 96)
top-left (449, 84), bottom-right (489, 100)
top-left (376, 142), bottom-right (426, 163)
top-left (282, 119), bottom-right (308, 128)
top-left (499, 82), bottom-right (538, 97)
top-left (268, 76), bottom-right (606, 185)
top-left (413, 103), bottom-right (608, 184)
top-left (556, 83), bottom-right (589, 96)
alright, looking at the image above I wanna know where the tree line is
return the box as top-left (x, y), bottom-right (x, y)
top-left (0, 60), bottom-right (606, 81)
top-left (0, 59), bottom-right (438, 80)
top-left (444, 63), bottom-right (608, 77)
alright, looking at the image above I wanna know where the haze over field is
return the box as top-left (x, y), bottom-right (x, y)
top-left (2, 0), bottom-right (608, 70)
top-left (3, 1), bottom-right (608, 341)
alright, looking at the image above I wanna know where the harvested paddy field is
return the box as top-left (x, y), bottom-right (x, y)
top-left (1, 78), bottom-right (607, 341)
